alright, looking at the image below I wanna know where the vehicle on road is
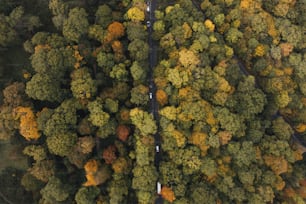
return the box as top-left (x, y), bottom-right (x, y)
top-left (157, 182), bottom-right (161, 194)
top-left (146, 1), bottom-right (151, 12)
top-left (146, 21), bottom-right (151, 28)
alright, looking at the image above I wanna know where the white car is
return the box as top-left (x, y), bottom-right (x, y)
top-left (155, 145), bottom-right (160, 152)
top-left (146, 21), bottom-right (151, 28)
top-left (146, 1), bottom-right (151, 12)
top-left (149, 92), bottom-right (153, 99)
top-left (157, 182), bottom-right (161, 194)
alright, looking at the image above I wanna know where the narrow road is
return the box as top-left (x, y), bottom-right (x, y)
top-left (146, 0), bottom-right (164, 203)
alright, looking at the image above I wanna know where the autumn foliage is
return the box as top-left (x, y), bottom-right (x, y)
top-left (120, 109), bottom-right (130, 121)
top-left (83, 159), bottom-right (110, 186)
top-left (102, 145), bottom-right (117, 164)
top-left (156, 89), bottom-right (168, 106)
top-left (116, 124), bottom-right (130, 142)
top-left (127, 7), bottom-right (145, 22)
top-left (112, 157), bottom-right (129, 174)
top-left (105, 21), bottom-right (125, 43)
top-left (189, 131), bottom-right (209, 156)
top-left (263, 155), bottom-right (288, 175)
top-left (295, 123), bottom-right (306, 133)
top-left (83, 159), bottom-right (98, 186)
top-left (14, 106), bottom-right (40, 141)
top-left (111, 40), bottom-right (124, 61)
top-left (84, 159), bottom-right (98, 173)
top-left (161, 186), bottom-right (176, 203)
top-left (71, 45), bottom-right (84, 69)
top-left (1, 0), bottom-right (305, 203)
top-left (218, 131), bottom-right (232, 145)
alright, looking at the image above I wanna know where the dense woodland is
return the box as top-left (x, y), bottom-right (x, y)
top-left (0, 0), bottom-right (306, 203)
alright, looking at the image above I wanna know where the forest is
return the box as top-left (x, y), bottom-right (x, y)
top-left (0, 0), bottom-right (305, 203)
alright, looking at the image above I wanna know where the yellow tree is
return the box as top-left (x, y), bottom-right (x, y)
top-left (127, 7), bottom-right (145, 22)
top-left (14, 106), bottom-right (40, 141)
top-left (171, 129), bottom-right (186, 148)
top-left (178, 48), bottom-right (200, 68)
top-left (189, 131), bottom-right (210, 156)
top-left (263, 155), bottom-right (288, 175)
top-left (159, 106), bottom-right (177, 121)
top-left (83, 159), bottom-right (111, 186)
top-left (166, 66), bottom-right (190, 88)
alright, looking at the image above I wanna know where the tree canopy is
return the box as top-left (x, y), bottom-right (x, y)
top-left (0, 0), bottom-right (306, 203)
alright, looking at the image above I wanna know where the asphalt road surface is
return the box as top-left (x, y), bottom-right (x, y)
top-left (146, 0), bottom-right (164, 203)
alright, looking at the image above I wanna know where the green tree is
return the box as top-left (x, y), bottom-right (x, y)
top-left (75, 186), bottom-right (100, 204)
top-left (87, 98), bottom-right (110, 127)
top-left (260, 135), bottom-right (294, 163)
top-left (130, 84), bottom-right (149, 106)
top-left (200, 157), bottom-right (217, 178)
top-left (21, 172), bottom-right (44, 194)
top-left (272, 117), bottom-right (293, 141)
top-left (95, 5), bottom-right (112, 28)
top-left (40, 176), bottom-right (70, 203)
top-left (63, 7), bottom-right (89, 42)
top-left (126, 22), bottom-right (148, 41)
top-left (225, 27), bottom-right (243, 44)
top-left (166, 67), bottom-right (190, 88)
top-left (128, 39), bottom-right (149, 61)
top-left (31, 46), bottom-right (72, 77)
top-left (132, 165), bottom-right (157, 204)
top-left (49, 0), bottom-right (68, 30)
top-left (96, 51), bottom-right (115, 75)
top-left (46, 131), bottom-right (77, 157)
top-left (233, 76), bottom-right (267, 119)
top-left (164, 4), bottom-right (189, 27)
top-left (88, 24), bottom-right (105, 42)
top-left (108, 174), bottom-right (129, 204)
top-left (276, 18), bottom-right (303, 47)
top-left (28, 160), bottom-right (55, 182)
top-left (227, 141), bottom-right (257, 168)
top-left (191, 184), bottom-right (218, 204)
top-left (104, 98), bottom-right (118, 113)
top-left (44, 99), bottom-right (79, 136)
top-left (160, 33), bottom-right (176, 53)
top-left (130, 61), bottom-right (147, 82)
top-left (159, 161), bottom-right (186, 197)
top-left (129, 108), bottom-right (157, 136)
top-left (0, 6), bottom-right (41, 46)
top-left (23, 145), bottom-right (47, 162)
top-left (71, 68), bottom-right (97, 100)
top-left (214, 107), bottom-right (246, 137)
top-left (25, 73), bottom-right (66, 102)
top-left (110, 63), bottom-right (128, 81)
top-left (153, 20), bottom-right (166, 39)
top-left (0, 13), bottom-right (18, 46)
top-left (96, 118), bottom-right (117, 139)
